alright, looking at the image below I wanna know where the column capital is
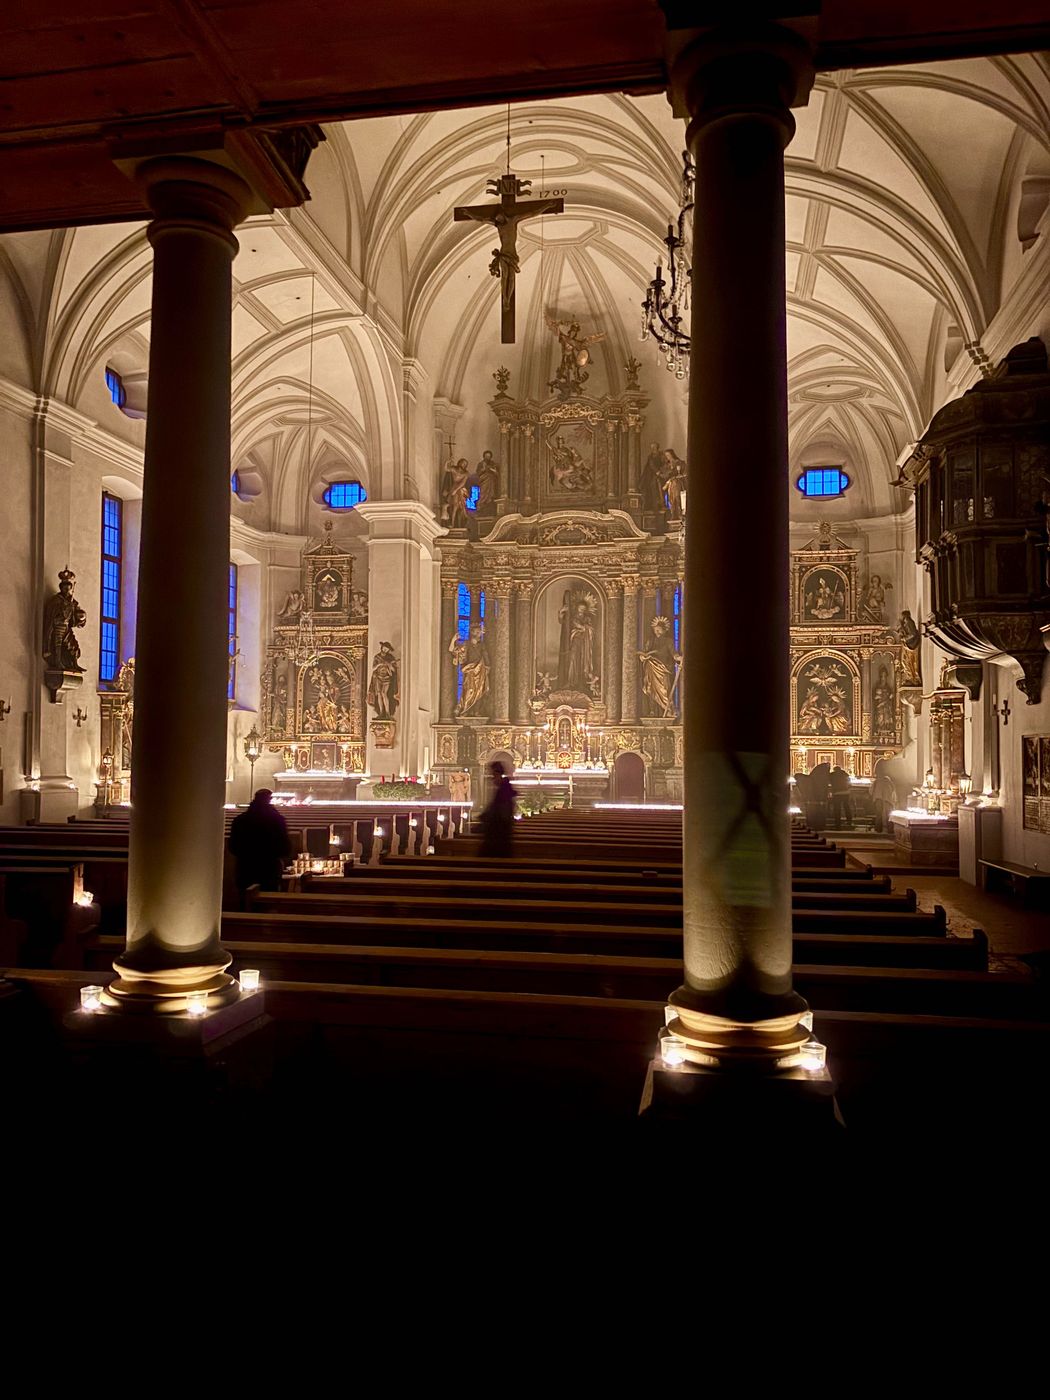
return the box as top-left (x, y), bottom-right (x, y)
top-left (134, 156), bottom-right (254, 252)
top-left (665, 19), bottom-right (815, 142)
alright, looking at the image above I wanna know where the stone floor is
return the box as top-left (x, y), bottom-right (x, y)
top-left (820, 830), bottom-right (1050, 959)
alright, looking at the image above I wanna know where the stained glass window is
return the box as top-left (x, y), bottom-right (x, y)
top-left (323, 481), bottom-right (367, 509)
top-left (105, 367), bottom-right (125, 409)
top-left (796, 467), bottom-right (849, 499)
top-left (227, 563), bottom-right (238, 701)
top-left (231, 471), bottom-right (240, 495)
top-left (99, 493), bottom-right (122, 682)
top-left (673, 583), bottom-right (682, 652)
top-left (466, 485), bottom-right (480, 512)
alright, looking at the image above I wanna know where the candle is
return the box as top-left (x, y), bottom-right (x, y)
top-left (80, 985), bottom-right (103, 1013)
top-left (186, 990), bottom-right (208, 1017)
top-left (239, 968), bottom-right (260, 994)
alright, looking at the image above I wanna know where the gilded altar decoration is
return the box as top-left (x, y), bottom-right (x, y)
top-left (43, 568), bottom-right (87, 700)
top-left (96, 657), bottom-right (135, 807)
top-left (790, 525), bottom-right (904, 773)
top-left (262, 527), bottom-right (367, 777)
top-left (367, 640), bottom-right (400, 719)
top-left (895, 609), bottom-right (923, 688)
top-left (433, 345), bottom-right (683, 801)
top-left (492, 365), bottom-right (511, 397)
top-left (451, 625), bottom-right (490, 716)
top-left (640, 615), bottom-right (680, 717)
top-left (1022, 736), bottom-right (1050, 832)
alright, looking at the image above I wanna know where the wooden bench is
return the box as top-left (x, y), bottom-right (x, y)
top-left (979, 858), bottom-right (1050, 904)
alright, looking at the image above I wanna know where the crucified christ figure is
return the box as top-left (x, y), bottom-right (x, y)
top-left (454, 174), bottom-right (564, 343)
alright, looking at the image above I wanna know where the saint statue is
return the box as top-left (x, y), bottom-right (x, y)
top-left (475, 450), bottom-right (500, 509)
top-left (873, 665), bottom-right (895, 732)
top-left (859, 574), bottom-right (891, 624)
top-left (662, 449), bottom-right (686, 519)
top-left (42, 568), bottom-right (86, 672)
top-left (896, 609), bottom-right (923, 686)
top-left (545, 314), bottom-right (606, 396)
top-left (557, 589), bottom-right (599, 693)
top-left (366, 640), bottom-right (400, 719)
top-left (641, 442), bottom-right (666, 515)
top-left (639, 615), bottom-right (680, 717)
top-left (441, 457), bottom-right (471, 529)
top-left (451, 625), bottom-right (490, 716)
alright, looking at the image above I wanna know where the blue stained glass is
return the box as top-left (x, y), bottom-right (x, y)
top-left (100, 492), bottom-right (122, 683)
top-left (105, 368), bottom-right (125, 409)
top-left (457, 581), bottom-right (471, 642)
top-left (231, 471), bottom-right (240, 495)
top-left (465, 485), bottom-right (480, 512)
top-left (323, 480), bottom-right (367, 509)
top-left (797, 466), bottom-right (849, 499)
top-left (228, 563), bottom-right (238, 700)
top-left (673, 584), bottom-right (682, 652)
top-left (478, 589), bottom-right (486, 620)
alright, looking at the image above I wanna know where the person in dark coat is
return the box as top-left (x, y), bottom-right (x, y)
top-left (229, 788), bottom-right (292, 907)
top-left (829, 767), bottom-right (853, 829)
top-left (478, 761), bottom-right (517, 857)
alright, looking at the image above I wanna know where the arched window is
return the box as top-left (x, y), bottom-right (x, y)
top-left (796, 466), bottom-right (850, 499)
top-left (466, 484), bottom-right (480, 512)
top-left (99, 493), bottom-right (122, 682)
top-left (105, 367), bottom-right (126, 410)
top-left (323, 480), bottom-right (368, 509)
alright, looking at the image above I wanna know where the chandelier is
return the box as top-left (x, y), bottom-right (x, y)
top-left (640, 151), bottom-right (694, 379)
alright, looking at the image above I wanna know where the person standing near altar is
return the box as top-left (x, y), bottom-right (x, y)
top-left (479, 761), bottom-right (517, 858)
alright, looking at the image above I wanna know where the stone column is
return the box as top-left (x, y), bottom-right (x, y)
top-left (513, 581), bottom-right (535, 724)
top-left (491, 579), bottom-right (512, 723)
top-left (664, 25), bottom-right (815, 1065)
top-left (357, 501), bottom-right (443, 778)
top-left (108, 158), bottom-right (253, 1011)
top-left (604, 583), bottom-right (622, 723)
top-left (439, 580), bottom-right (457, 723)
top-left (621, 578), bottom-right (640, 724)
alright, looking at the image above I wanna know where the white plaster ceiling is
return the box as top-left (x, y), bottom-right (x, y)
top-left (0, 52), bottom-right (1046, 529)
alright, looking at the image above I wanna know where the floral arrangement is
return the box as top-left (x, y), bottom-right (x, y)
top-left (373, 779), bottom-right (425, 800)
top-left (517, 788), bottom-right (564, 816)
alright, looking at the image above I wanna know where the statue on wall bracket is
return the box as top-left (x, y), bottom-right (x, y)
top-left (42, 567), bottom-right (86, 703)
top-left (367, 641), bottom-right (400, 720)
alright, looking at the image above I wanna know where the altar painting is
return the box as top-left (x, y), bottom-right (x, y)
top-left (794, 653), bottom-right (858, 738)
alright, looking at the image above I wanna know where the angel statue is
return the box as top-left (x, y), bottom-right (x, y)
top-left (557, 588), bottom-right (600, 693)
top-left (545, 314), bottom-right (606, 397)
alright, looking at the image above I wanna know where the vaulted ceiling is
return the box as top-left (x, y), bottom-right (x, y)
top-left (0, 51), bottom-right (1048, 530)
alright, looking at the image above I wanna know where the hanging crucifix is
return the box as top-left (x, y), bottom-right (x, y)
top-left (454, 173), bottom-right (564, 342)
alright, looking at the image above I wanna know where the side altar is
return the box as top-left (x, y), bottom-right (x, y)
top-left (433, 359), bottom-right (685, 803)
top-left (790, 522), bottom-right (906, 776)
top-left (261, 523), bottom-right (369, 799)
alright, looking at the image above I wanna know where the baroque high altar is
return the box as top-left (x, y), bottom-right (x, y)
top-left (433, 344), bottom-right (685, 802)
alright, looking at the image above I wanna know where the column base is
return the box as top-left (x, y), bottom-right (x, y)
top-left (666, 986), bottom-right (811, 1069)
top-left (104, 949), bottom-right (240, 1014)
top-left (639, 1057), bottom-right (842, 1142)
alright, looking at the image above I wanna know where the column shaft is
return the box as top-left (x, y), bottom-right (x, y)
top-left (493, 586), bottom-right (512, 723)
top-left (604, 586), bottom-right (622, 723)
top-left (439, 587), bottom-right (457, 723)
top-left (668, 30), bottom-right (813, 1055)
top-left (111, 158), bottom-right (251, 1007)
top-left (514, 585), bottom-right (535, 724)
top-left (621, 585), bottom-right (639, 724)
